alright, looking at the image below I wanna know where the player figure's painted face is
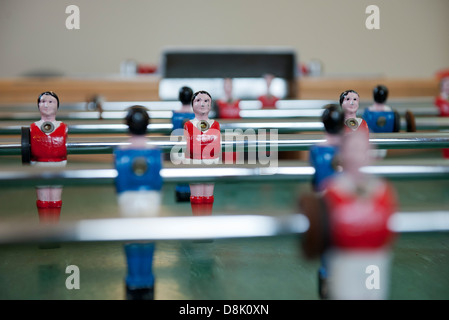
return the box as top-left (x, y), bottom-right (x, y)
top-left (341, 92), bottom-right (359, 116)
top-left (38, 94), bottom-right (58, 118)
top-left (192, 93), bottom-right (212, 116)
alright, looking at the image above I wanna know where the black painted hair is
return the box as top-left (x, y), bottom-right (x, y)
top-left (125, 105), bottom-right (150, 135)
top-left (179, 86), bottom-right (194, 105)
top-left (322, 104), bottom-right (345, 134)
top-left (191, 90), bottom-right (212, 106)
top-left (38, 91), bottom-right (59, 109)
top-left (373, 85), bottom-right (388, 104)
top-left (339, 89), bottom-right (359, 106)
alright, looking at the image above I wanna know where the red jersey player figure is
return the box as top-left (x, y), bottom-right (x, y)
top-left (258, 73), bottom-right (279, 109)
top-left (215, 78), bottom-right (241, 119)
top-left (339, 89), bottom-right (369, 135)
top-left (435, 69), bottom-right (449, 117)
top-left (434, 70), bottom-right (449, 158)
top-left (215, 78), bottom-right (240, 164)
top-left (315, 131), bottom-right (397, 300)
top-left (184, 91), bottom-right (221, 216)
top-left (30, 91), bottom-right (68, 224)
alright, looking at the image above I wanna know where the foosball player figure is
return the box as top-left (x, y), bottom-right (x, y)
top-left (25, 91), bottom-right (68, 224)
top-left (184, 91), bottom-right (221, 216)
top-left (258, 73), bottom-right (279, 109)
top-left (434, 70), bottom-right (449, 158)
top-left (114, 105), bottom-right (163, 300)
top-left (300, 131), bottom-right (398, 300)
top-left (363, 84), bottom-right (416, 135)
top-left (172, 86), bottom-right (195, 202)
top-left (339, 89), bottom-right (369, 135)
top-left (435, 69), bottom-right (449, 116)
top-left (215, 78), bottom-right (240, 163)
top-left (308, 104), bottom-right (345, 299)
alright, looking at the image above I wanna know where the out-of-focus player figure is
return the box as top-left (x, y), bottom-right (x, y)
top-left (216, 78), bottom-right (241, 119)
top-left (300, 130), bottom-right (398, 300)
top-left (308, 104), bottom-right (345, 299)
top-left (215, 78), bottom-right (240, 164)
top-left (28, 91), bottom-right (68, 224)
top-left (435, 69), bottom-right (449, 116)
top-left (309, 104), bottom-right (345, 193)
top-left (184, 91), bottom-right (221, 216)
top-left (362, 85), bottom-right (400, 133)
top-left (258, 73), bottom-right (279, 109)
top-left (434, 70), bottom-right (449, 158)
top-left (172, 86), bottom-right (195, 202)
top-left (114, 105), bottom-right (163, 300)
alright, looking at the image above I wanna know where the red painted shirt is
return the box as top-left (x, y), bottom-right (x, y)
top-left (435, 96), bottom-right (449, 116)
top-left (258, 95), bottom-right (279, 109)
top-left (344, 118), bottom-right (370, 135)
top-left (184, 120), bottom-right (221, 160)
top-left (30, 122), bottom-right (68, 162)
top-left (324, 176), bottom-right (396, 249)
top-left (216, 99), bottom-right (241, 119)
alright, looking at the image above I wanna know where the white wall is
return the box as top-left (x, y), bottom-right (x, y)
top-left (0, 0), bottom-right (448, 78)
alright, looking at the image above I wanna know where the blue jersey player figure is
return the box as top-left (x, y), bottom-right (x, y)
top-left (172, 86), bottom-right (195, 202)
top-left (308, 104), bottom-right (345, 299)
top-left (362, 85), bottom-right (401, 132)
top-left (114, 105), bottom-right (163, 300)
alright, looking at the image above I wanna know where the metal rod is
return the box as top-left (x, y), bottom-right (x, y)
top-left (0, 97), bottom-right (438, 114)
top-left (0, 211), bottom-right (447, 245)
top-left (1, 159), bottom-right (448, 187)
top-left (1, 132), bottom-right (449, 156)
top-left (0, 116), bottom-right (448, 135)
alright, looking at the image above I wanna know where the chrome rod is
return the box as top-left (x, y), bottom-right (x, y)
top-left (0, 211), bottom-right (447, 245)
top-left (0, 97), bottom-right (438, 113)
top-left (1, 132), bottom-right (449, 156)
top-left (0, 116), bottom-right (448, 135)
top-left (1, 159), bottom-right (448, 187)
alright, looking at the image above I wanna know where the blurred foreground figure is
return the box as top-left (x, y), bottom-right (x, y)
top-left (114, 106), bottom-right (163, 300)
top-left (300, 131), bottom-right (398, 300)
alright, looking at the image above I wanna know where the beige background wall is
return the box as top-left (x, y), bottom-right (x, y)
top-left (0, 0), bottom-right (448, 78)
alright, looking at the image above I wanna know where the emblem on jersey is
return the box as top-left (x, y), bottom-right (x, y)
top-left (41, 121), bottom-right (55, 134)
top-left (132, 157), bottom-right (148, 176)
top-left (345, 118), bottom-right (359, 130)
top-left (198, 120), bottom-right (210, 132)
top-left (376, 116), bottom-right (387, 127)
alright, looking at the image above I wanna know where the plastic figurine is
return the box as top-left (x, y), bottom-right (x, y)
top-left (114, 105), bottom-right (163, 300)
top-left (30, 91), bottom-right (68, 224)
top-left (434, 70), bottom-right (449, 158)
top-left (184, 91), bottom-right (221, 216)
top-left (215, 78), bottom-right (241, 119)
top-left (308, 104), bottom-right (345, 299)
top-left (258, 73), bottom-right (279, 109)
top-left (215, 78), bottom-right (240, 163)
top-left (310, 104), bottom-right (345, 193)
top-left (362, 85), bottom-right (401, 133)
top-left (435, 69), bottom-right (449, 117)
top-left (172, 86), bottom-right (195, 202)
top-left (339, 89), bottom-right (369, 135)
top-left (300, 131), bottom-right (397, 300)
